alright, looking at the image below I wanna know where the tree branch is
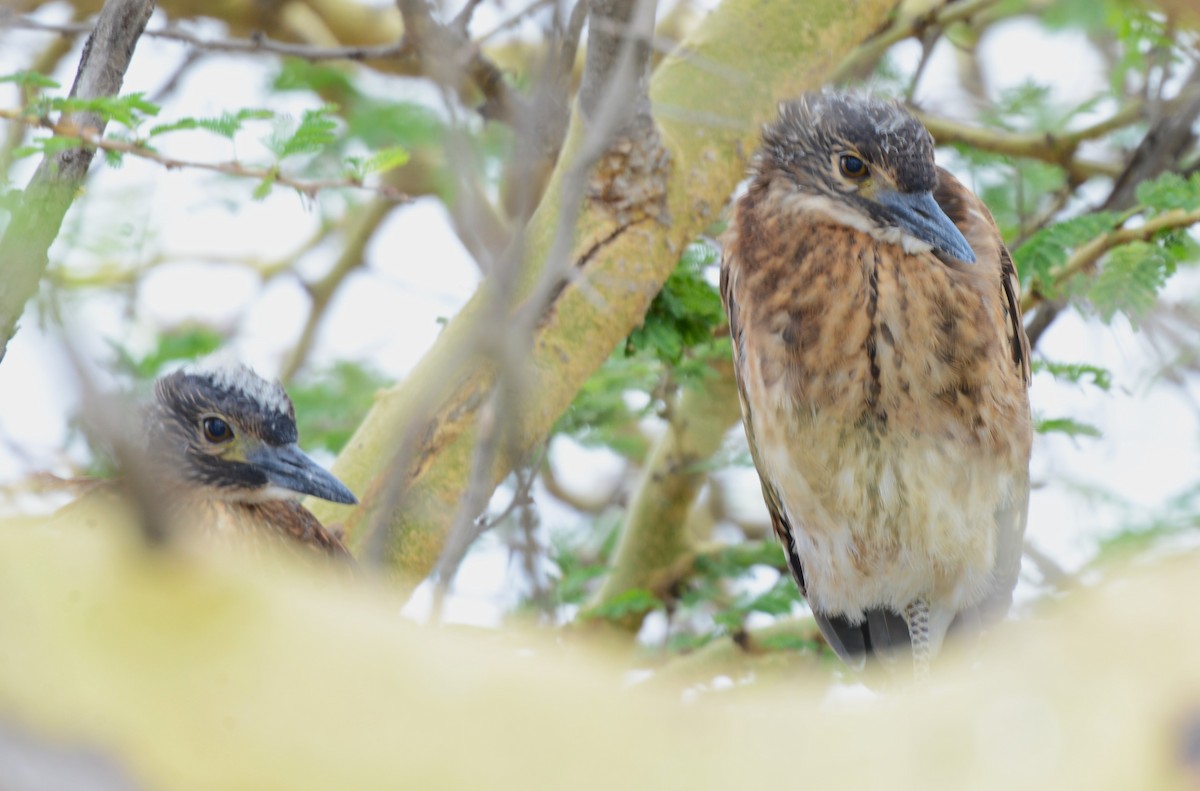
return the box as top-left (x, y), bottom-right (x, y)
top-left (916, 111), bottom-right (1127, 182)
top-left (830, 0), bottom-right (1006, 84)
top-left (0, 0), bottom-right (155, 364)
top-left (586, 357), bottom-right (741, 632)
top-left (0, 110), bottom-right (412, 201)
top-left (1020, 206), bottom-right (1200, 314)
top-left (0, 10), bottom-right (404, 62)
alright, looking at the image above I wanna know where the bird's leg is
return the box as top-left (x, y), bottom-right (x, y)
top-left (904, 598), bottom-right (932, 679)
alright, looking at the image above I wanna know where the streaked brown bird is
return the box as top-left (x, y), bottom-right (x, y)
top-left (720, 93), bottom-right (1032, 675)
top-left (143, 359), bottom-right (357, 560)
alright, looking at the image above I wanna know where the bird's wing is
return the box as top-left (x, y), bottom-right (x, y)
top-left (720, 251), bottom-right (876, 668)
top-left (933, 166), bottom-right (1032, 632)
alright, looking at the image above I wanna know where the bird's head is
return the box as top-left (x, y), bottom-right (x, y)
top-left (148, 361), bottom-right (357, 506)
top-left (758, 92), bottom-right (976, 264)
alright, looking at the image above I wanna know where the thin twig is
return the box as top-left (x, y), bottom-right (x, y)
top-left (280, 199), bottom-right (395, 382)
top-left (477, 0), bottom-right (556, 42)
top-left (1021, 206), bottom-right (1200, 314)
top-left (916, 110), bottom-right (1129, 182)
top-left (830, 0), bottom-right (1005, 84)
top-left (0, 11), bottom-right (406, 62)
top-left (0, 110), bottom-right (411, 201)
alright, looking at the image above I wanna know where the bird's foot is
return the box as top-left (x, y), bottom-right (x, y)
top-left (904, 598), bottom-right (932, 680)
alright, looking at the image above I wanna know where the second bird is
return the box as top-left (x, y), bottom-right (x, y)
top-left (720, 93), bottom-right (1032, 675)
top-left (145, 359), bottom-right (358, 560)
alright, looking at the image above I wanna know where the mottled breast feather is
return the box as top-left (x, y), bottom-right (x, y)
top-left (720, 105), bottom-right (1032, 671)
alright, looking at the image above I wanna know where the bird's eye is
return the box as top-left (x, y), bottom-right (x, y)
top-left (202, 416), bottom-right (233, 443)
top-left (839, 154), bottom-right (869, 180)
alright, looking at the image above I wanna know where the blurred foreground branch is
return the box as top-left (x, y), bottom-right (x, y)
top-left (9, 514), bottom-right (1200, 789)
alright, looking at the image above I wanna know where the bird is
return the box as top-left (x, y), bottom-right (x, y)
top-left (134, 358), bottom-right (358, 560)
top-left (719, 92), bottom-right (1032, 676)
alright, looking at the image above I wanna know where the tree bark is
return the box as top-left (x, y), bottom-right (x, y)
top-left (0, 0), bottom-right (155, 363)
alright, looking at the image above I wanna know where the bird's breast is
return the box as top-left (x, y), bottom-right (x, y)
top-left (737, 220), bottom-right (1028, 459)
top-left (728, 214), bottom-right (1032, 616)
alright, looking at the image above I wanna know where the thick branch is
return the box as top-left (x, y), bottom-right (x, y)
top-left (311, 0), bottom-right (901, 582)
top-left (586, 358), bottom-right (741, 631)
top-left (0, 0), bottom-right (154, 364)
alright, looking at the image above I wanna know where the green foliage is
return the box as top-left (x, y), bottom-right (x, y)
top-left (542, 514), bottom-right (622, 611)
top-left (344, 146), bottom-right (412, 183)
top-left (1014, 212), bottom-right (1118, 294)
top-left (288, 362), bottom-right (390, 454)
top-left (11, 135), bottom-right (85, 162)
top-left (149, 108), bottom-right (275, 140)
top-left (627, 240), bottom-right (725, 368)
top-left (1136, 172), bottom-right (1200, 214)
top-left (1031, 359), bottom-right (1112, 390)
top-left (266, 105), bottom-right (341, 160)
top-left (0, 71), bottom-right (60, 90)
top-left (110, 326), bottom-right (227, 382)
top-left (586, 588), bottom-right (664, 622)
top-left (554, 352), bottom-right (662, 456)
top-left (1034, 415), bottom-right (1102, 439)
top-left (51, 93), bottom-right (159, 130)
top-left (669, 541), bottom-right (801, 649)
top-left (1091, 484), bottom-right (1200, 566)
top-left (0, 68), bottom-right (413, 199)
top-left (1085, 241), bottom-right (1176, 323)
top-left (557, 239), bottom-right (728, 455)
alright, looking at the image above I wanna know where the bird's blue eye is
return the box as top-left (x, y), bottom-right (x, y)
top-left (202, 416), bottom-right (233, 443)
top-left (839, 154), bottom-right (869, 180)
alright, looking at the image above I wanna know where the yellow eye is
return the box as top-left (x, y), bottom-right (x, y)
top-left (202, 416), bottom-right (233, 443)
top-left (839, 154), bottom-right (869, 180)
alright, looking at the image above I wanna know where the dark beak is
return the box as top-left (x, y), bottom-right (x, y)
top-left (247, 443), bottom-right (358, 505)
top-left (875, 189), bottom-right (976, 264)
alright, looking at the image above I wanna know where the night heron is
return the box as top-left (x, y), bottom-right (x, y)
top-left (719, 93), bottom-right (1032, 675)
top-left (141, 359), bottom-right (357, 560)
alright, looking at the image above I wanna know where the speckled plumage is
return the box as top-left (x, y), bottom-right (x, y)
top-left (148, 364), bottom-right (355, 561)
top-left (720, 93), bottom-right (1032, 673)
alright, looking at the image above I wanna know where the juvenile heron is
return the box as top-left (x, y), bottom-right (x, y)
top-left (144, 360), bottom-right (357, 560)
top-left (720, 93), bottom-right (1032, 675)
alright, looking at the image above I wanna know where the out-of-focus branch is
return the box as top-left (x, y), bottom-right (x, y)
top-left (0, 109), bottom-right (412, 201)
top-left (0, 10), bottom-right (404, 61)
top-left (0, 0), bottom-right (154, 365)
top-left (540, 454), bottom-right (625, 514)
top-left (397, 0), bottom-right (530, 125)
top-left (1025, 65), bottom-right (1200, 349)
top-left (419, 0), bottom-right (656, 584)
top-left (917, 110), bottom-right (1129, 182)
top-left (830, 0), bottom-right (1005, 84)
top-left (279, 198), bottom-right (397, 383)
top-left (1020, 206), bottom-right (1200, 314)
top-left (650, 617), bottom-right (826, 685)
top-left (586, 357), bottom-right (741, 632)
top-left (0, 17), bottom-right (77, 170)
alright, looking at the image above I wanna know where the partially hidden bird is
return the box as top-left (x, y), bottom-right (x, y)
top-left (720, 93), bottom-right (1032, 676)
top-left (136, 358), bottom-right (358, 560)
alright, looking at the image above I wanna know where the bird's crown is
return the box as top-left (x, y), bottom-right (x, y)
top-left (146, 357), bottom-right (356, 505)
top-left (761, 91), bottom-right (937, 194)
